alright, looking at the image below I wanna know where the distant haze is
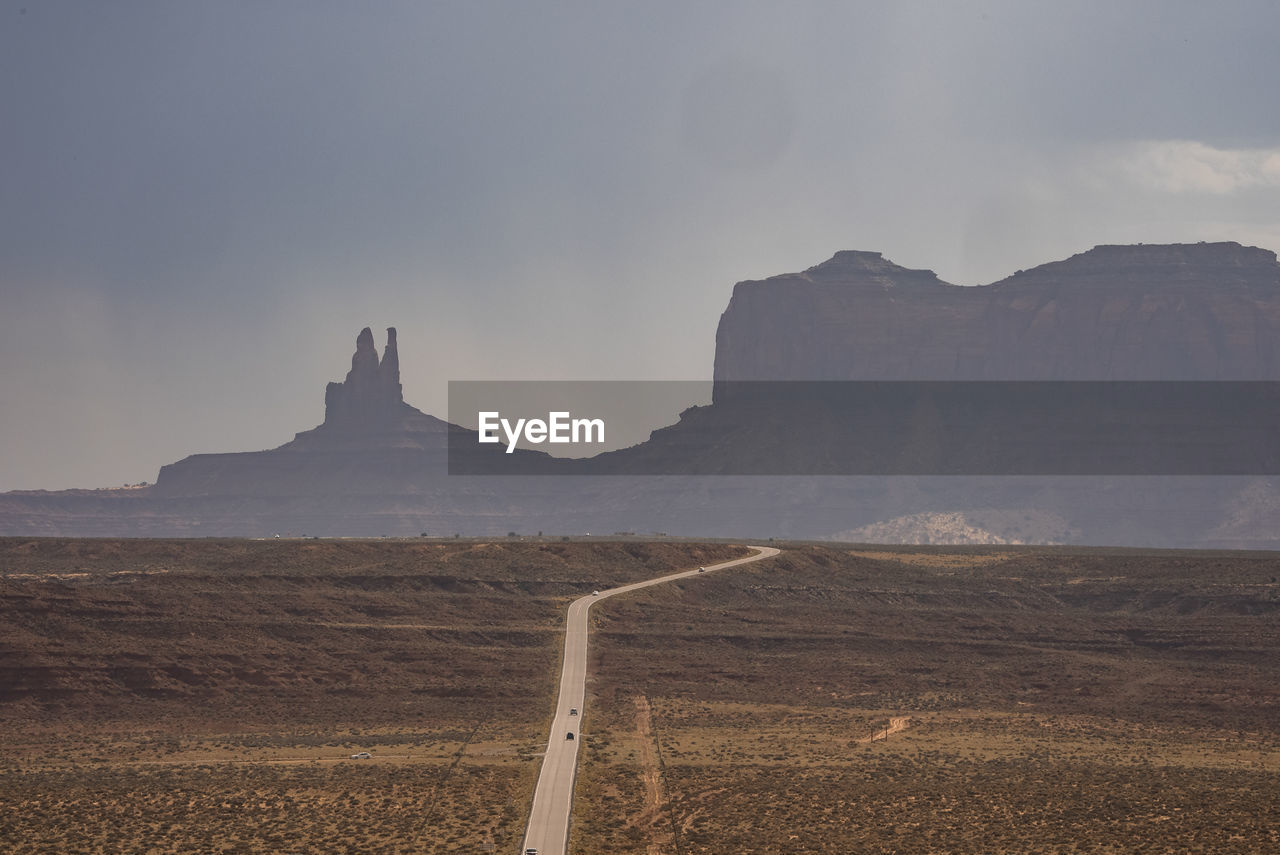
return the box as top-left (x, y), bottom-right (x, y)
top-left (3, 2), bottom-right (1280, 489)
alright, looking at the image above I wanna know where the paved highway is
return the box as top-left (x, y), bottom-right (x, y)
top-left (520, 546), bottom-right (780, 855)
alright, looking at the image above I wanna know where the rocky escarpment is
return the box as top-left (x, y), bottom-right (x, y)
top-left (714, 242), bottom-right (1280, 389)
top-left (151, 327), bottom-right (454, 498)
top-left (6, 244), bottom-right (1280, 545)
top-left (322, 326), bottom-right (409, 430)
top-left (284, 326), bottom-right (448, 452)
top-left (146, 327), bottom-right (558, 510)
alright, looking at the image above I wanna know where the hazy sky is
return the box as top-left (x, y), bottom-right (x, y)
top-left (4, 1), bottom-right (1280, 489)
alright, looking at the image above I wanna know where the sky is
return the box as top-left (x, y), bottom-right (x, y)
top-left (4, 1), bottom-right (1280, 490)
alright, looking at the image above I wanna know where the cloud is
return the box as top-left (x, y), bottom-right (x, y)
top-left (6, 3), bottom-right (1280, 490)
top-left (1107, 140), bottom-right (1280, 194)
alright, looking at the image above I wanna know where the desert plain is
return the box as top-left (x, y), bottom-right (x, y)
top-left (1, 537), bottom-right (1277, 853)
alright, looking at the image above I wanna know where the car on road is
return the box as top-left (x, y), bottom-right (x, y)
top-left (525, 849), bottom-right (538, 855)
top-left (698, 566), bottom-right (705, 572)
top-left (592, 590), bottom-right (599, 596)
top-left (350, 752), bottom-right (371, 759)
top-left (569, 708), bottom-right (578, 716)
top-left (566, 732), bottom-right (574, 740)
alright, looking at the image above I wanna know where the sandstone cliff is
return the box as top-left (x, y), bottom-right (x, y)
top-left (713, 242), bottom-right (1280, 387)
top-left (5, 243), bottom-right (1280, 545)
top-left (321, 326), bottom-right (410, 431)
top-left (151, 327), bottom-right (454, 498)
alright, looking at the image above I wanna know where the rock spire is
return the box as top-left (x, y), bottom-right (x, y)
top-left (323, 327), bottom-right (406, 429)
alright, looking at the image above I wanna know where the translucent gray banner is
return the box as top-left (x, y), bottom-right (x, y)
top-left (447, 381), bottom-right (1280, 475)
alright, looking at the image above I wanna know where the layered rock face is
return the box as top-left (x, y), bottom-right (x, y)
top-left (714, 242), bottom-right (1280, 388)
top-left (322, 327), bottom-right (407, 430)
top-left (151, 327), bottom-right (453, 498)
top-left (5, 242), bottom-right (1280, 544)
top-left (688, 241), bottom-right (1280, 546)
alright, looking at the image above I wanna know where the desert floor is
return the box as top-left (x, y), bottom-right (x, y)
top-left (1, 538), bottom-right (1277, 853)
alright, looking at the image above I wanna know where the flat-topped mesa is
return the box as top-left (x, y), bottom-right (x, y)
top-left (713, 249), bottom-right (962, 391)
top-left (323, 327), bottom-right (406, 430)
top-left (714, 241), bottom-right (1280, 390)
top-left (1055, 240), bottom-right (1277, 270)
top-left (991, 241), bottom-right (1280, 289)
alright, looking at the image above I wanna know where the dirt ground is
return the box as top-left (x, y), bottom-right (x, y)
top-left (2, 538), bottom-right (1277, 852)
top-left (572, 544), bottom-right (1280, 854)
top-left (0, 537), bottom-right (746, 854)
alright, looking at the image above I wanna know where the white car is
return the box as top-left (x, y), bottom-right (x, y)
top-left (350, 752), bottom-right (371, 759)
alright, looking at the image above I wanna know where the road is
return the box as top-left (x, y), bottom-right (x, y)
top-left (520, 545), bottom-right (780, 855)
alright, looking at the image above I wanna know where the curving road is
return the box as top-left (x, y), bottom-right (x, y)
top-left (520, 546), bottom-right (780, 855)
